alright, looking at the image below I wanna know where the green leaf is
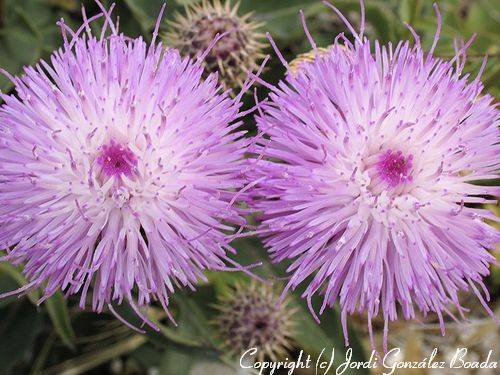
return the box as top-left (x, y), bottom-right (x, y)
top-left (3, 0), bottom-right (54, 28)
top-left (292, 296), bottom-right (368, 375)
top-left (398, 0), bottom-right (421, 24)
top-left (0, 263), bottom-right (40, 305)
top-left (159, 345), bottom-right (231, 375)
top-left (29, 333), bottom-right (56, 375)
top-left (0, 273), bottom-right (20, 308)
top-left (43, 335), bottom-right (147, 374)
top-left (147, 306), bottom-right (205, 348)
top-left (44, 291), bottom-right (76, 350)
top-left (0, 27), bottom-right (41, 91)
top-left (159, 346), bottom-right (194, 375)
top-left (123, 0), bottom-right (164, 34)
top-left (174, 290), bottom-right (219, 347)
top-left (129, 343), bottom-right (163, 370)
top-left (106, 302), bottom-right (209, 350)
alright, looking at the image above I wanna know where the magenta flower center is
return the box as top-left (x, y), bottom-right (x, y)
top-left (376, 149), bottom-right (413, 187)
top-left (96, 140), bottom-right (137, 177)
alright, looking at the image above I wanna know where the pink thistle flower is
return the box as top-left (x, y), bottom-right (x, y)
top-left (247, 1), bottom-right (499, 350)
top-left (0, 2), bottom-right (259, 330)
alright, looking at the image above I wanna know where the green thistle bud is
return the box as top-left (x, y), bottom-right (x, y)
top-left (165, 0), bottom-right (265, 90)
top-left (213, 281), bottom-right (296, 361)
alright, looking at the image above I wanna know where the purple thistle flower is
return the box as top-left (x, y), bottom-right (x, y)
top-left (0, 2), bottom-right (257, 329)
top-left (248, 1), bottom-right (500, 350)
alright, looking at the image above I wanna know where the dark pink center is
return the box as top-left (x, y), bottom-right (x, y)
top-left (96, 140), bottom-right (137, 177)
top-left (376, 149), bottom-right (413, 187)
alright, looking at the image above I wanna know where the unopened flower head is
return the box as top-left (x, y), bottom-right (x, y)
top-left (214, 281), bottom-right (296, 361)
top-left (248, 2), bottom-right (499, 350)
top-left (288, 46), bottom-right (332, 75)
top-left (0, 2), bottom-right (254, 328)
top-left (165, 0), bottom-right (265, 90)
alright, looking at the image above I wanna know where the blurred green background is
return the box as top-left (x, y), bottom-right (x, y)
top-left (0, 1), bottom-right (498, 374)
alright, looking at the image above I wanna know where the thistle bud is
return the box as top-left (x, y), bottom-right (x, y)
top-left (165, 0), bottom-right (265, 90)
top-left (213, 281), bottom-right (296, 361)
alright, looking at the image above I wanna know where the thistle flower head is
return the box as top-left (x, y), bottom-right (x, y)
top-left (165, 0), bottom-right (265, 90)
top-left (0, 2), bottom-right (254, 328)
top-left (248, 2), bottom-right (500, 350)
top-left (213, 281), bottom-right (296, 361)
